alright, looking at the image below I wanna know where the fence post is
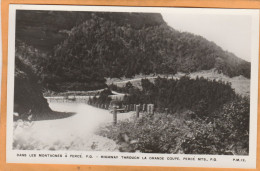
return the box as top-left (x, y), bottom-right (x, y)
top-left (147, 104), bottom-right (150, 114)
top-left (134, 104), bottom-right (136, 111)
top-left (113, 106), bottom-right (117, 125)
top-left (125, 105), bottom-right (128, 112)
top-left (213, 118), bottom-right (216, 133)
top-left (165, 108), bottom-right (168, 115)
top-left (136, 105), bottom-right (140, 118)
top-left (147, 104), bottom-right (153, 114)
top-left (143, 104), bottom-right (146, 112)
top-left (151, 104), bottom-right (154, 115)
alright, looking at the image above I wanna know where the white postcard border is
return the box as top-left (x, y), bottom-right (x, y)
top-left (6, 4), bottom-right (260, 169)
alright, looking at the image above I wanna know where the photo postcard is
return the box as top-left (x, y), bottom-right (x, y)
top-left (6, 4), bottom-right (260, 168)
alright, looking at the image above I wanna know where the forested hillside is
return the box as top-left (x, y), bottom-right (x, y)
top-left (16, 10), bottom-right (165, 52)
top-left (14, 57), bottom-right (51, 119)
top-left (15, 11), bottom-right (250, 91)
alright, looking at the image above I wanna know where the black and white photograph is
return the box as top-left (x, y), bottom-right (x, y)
top-left (6, 5), bottom-right (259, 168)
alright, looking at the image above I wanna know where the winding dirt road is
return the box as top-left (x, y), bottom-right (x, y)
top-left (13, 102), bottom-right (134, 151)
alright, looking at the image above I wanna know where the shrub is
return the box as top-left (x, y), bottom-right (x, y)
top-left (182, 97), bottom-right (249, 155)
top-left (98, 113), bottom-right (187, 153)
top-left (98, 96), bottom-right (249, 155)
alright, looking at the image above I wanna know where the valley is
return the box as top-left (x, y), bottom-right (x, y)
top-left (12, 10), bottom-right (251, 155)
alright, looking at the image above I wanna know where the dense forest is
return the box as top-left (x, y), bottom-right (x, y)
top-left (15, 11), bottom-right (250, 91)
top-left (16, 11), bottom-right (165, 52)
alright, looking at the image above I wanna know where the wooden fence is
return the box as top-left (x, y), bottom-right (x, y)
top-left (46, 96), bottom-right (193, 125)
top-left (91, 103), bottom-right (195, 125)
top-left (46, 95), bottom-right (124, 103)
top-left (89, 102), bottom-right (156, 125)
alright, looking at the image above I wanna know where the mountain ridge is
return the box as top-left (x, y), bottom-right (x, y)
top-left (15, 11), bottom-right (250, 91)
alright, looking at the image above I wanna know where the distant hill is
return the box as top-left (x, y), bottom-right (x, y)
top-left (16, 10), bottom-right (165, 52)
top-left (15, 11), bottom-right (251, 91)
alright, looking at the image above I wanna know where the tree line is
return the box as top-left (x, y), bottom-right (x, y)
top-left (109, 76), bottom-right (237, 118)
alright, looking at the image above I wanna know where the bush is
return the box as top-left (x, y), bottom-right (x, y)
top-left (89, 89), bottom-right (112, 106)
top-left (98, 96), bottom-right (249, 155)
top-left (98, 113), bottom-right (188, 153)
top-left (182, 97), bottom-right (249, 155)
top-left (116, 76), bottom-right (236, 118)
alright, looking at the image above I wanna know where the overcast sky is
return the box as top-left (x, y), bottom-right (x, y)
top-left (162, 13), bottom-right (252, 62)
